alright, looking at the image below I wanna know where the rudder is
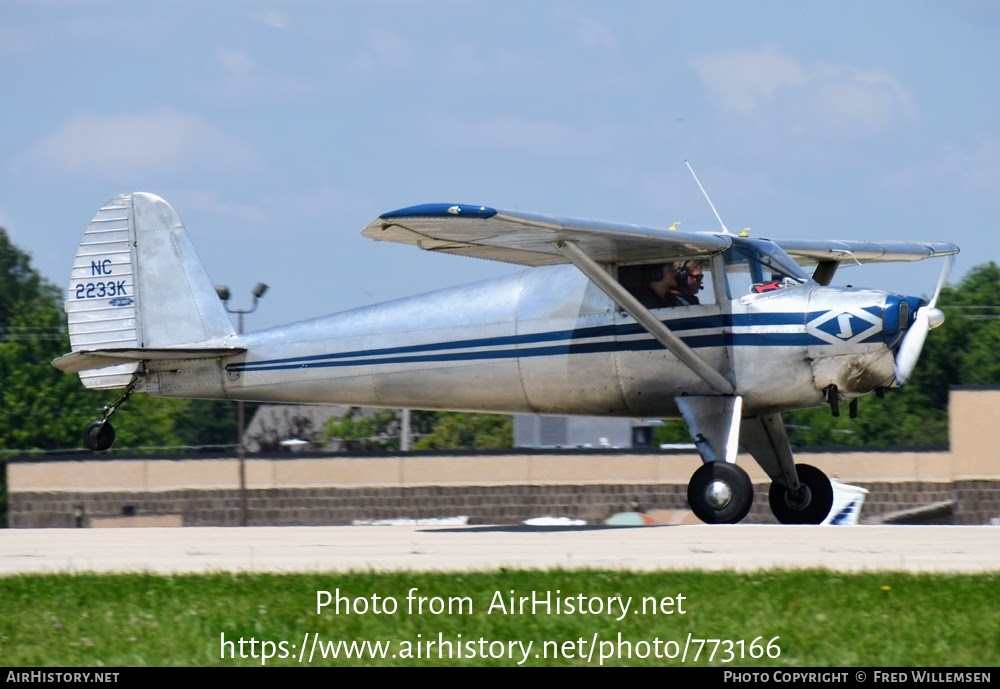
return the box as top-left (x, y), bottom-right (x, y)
top-left (65, 192), bottom-right (235, 389)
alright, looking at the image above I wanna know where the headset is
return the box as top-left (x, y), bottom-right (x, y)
top-left (676, 261), bottom-right (705, 293)
top-left (644, 261), bottom-right (703, 291)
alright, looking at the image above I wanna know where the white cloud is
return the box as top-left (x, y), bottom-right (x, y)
top-left (424, 115), bottom-right (622, 158)
top-left (0, 28), bottom-right (35, 55)
top-left (883, 138), bottom-right (1000, 195)
top-left (162, 189), bottom-right (265, 226)
top-left (217, 48), bottom-right (255, 79)
top-left (574, 16), bottom-right (617, 51)
top-left (164, 185), bottom-right (378, 243)
top-left (959, 138), bottom-right (1000, 193)
top-left (439, 44), bottom-right (535, 79)
top-left (348, 30), bottom-right (414, 75)
top-left (212, 47), bottom-right (318, 98)
top-left (248, 9), bottom-right (289, 30)
top-left (690, 44), bottom-right (808, 116)
top-left (15, 109), bottom-right (261, 178)
top-left (809, 64), bottom-right (916, 130)
top-left (690, 44), bottom-right (917, 139)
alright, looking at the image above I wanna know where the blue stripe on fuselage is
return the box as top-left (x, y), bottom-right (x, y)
top-left (229, 336), bottom-right (732, 373)
top-left (226, 309), bottom-right (880, 373)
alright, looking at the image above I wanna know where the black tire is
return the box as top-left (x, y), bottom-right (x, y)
top-left (687, 462), bottom-right (754, 524)
top-left (768, 463), bottom-right (834, 524)
top-left (83, 420), bottom-right (116, 452)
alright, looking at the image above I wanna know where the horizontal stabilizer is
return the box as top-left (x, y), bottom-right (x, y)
top-left (52, 347), bottom-right (245, 373)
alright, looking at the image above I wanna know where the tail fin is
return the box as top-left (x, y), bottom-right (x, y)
top-left (56, 192), bottom-right (236, 389)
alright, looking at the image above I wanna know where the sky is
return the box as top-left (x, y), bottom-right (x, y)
top-left (2, 0), bottom-right (998, 330)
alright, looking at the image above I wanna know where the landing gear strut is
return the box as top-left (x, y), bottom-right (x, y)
top-left (687, 462), bottom-right (754, 524)
top-left (82, 377), bottom-right (141, 451)
top-left (768, 463), bottom-right (834, 524)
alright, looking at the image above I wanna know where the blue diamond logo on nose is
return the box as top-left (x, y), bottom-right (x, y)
top-left (807, 308), bottom-right (882, 345)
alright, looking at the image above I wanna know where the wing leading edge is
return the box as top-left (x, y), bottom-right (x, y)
top-left (362, 203), bottom-right (959, 267)
top-left (773, 238), bottom-right (960, 265)
top-left (362, 203), bottom-right (734, 266)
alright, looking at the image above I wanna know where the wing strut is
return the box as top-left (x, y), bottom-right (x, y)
top-left (554, 240), bottom-right (735, 395)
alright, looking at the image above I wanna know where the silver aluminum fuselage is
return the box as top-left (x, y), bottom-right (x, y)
top-left (141, 263), bottom-right (897, 418)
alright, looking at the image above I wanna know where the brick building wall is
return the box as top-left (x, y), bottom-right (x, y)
top-left (7, 466), bottom-right (997, 528)
top-left (7, 388), bottom-right (1000, 528)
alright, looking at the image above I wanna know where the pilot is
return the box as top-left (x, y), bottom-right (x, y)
top-left (672, 260), bottom-right (705, 305)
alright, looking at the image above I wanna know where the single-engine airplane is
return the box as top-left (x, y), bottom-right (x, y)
top-left (52, 190), bottom-right (958, 524)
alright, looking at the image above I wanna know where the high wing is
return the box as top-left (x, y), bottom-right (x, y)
top-left (361, 203), bottom-right (733, 266)
top-left (362, 203), bottom-right (959, 268)
top-left (772, 238), bottom-right (960, 264)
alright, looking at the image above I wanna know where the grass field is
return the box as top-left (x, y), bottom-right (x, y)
top-left (1, 568), bottom-right (997, 667)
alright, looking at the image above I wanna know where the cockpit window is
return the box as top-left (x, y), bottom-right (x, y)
top-left (723, 238), bottom-right (812, 299)
top-left (618, 260), bottom-right (715, 309)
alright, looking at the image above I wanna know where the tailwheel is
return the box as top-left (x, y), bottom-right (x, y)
top-left (80, 375), bottom-right (140, 452)
top-left (83, 420), bottom-right (116, 452)
top-left (687, 462), bottom-right (754, 524)
top-left (768, 463), bottom-right (834, 524)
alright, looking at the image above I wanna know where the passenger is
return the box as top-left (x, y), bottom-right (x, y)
top-left (633, 261), bottom-right (702, 307)
top-left (634, 263), bottom-right (683, 308)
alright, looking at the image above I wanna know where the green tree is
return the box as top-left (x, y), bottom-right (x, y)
top-left (0, 305), bottom-right (103, 451)
top-left (320, 408), bottom-right (513, 451)
top-left (653, 419), bottom-right (696, 446)
top-left (941, 262), bottom-right (1000, 385)
top-left (171, 400), bottom-right (242, 451)
top-left (412, 412), bottom-right (512, 450)
top-left (0, 228), bottom-right (192, 456)
top-left (0, 229), bottom-right (57, 331)
top-left (1, 227), bottom-right (62, 525)
top-left (320, 407), bottom-right (404, 450)
top-left (0, 303), bottom-right (188, 454)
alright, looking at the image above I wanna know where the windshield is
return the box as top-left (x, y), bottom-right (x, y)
top-left (722, 238), bottom-right (812, 298)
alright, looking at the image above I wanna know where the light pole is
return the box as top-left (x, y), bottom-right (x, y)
top-left (216, 282), bottom-right (268, 526)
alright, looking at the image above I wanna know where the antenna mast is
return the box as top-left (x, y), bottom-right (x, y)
top-left (685, 160), bottom-right (731, 235)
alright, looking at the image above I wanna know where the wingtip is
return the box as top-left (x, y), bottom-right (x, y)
top-left (379, 203), bottom-right (498, 220)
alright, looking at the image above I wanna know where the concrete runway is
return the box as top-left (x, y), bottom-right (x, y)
top-left (1, 524), bottom-right (998, 575)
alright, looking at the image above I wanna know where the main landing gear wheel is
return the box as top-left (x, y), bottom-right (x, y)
top-left (768, 463), bottom-right (834, 524)
top-left (83, 420), bottom-right (116, 452)
top-left (687, 462), bottom-right (754, 524)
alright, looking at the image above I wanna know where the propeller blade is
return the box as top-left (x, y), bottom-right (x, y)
top-left (894, 309), bottom-right (930, 386)
top-left (893, 256), bottom-right (953, 386)
top-left (927, 254), bottom-right (953, 310)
